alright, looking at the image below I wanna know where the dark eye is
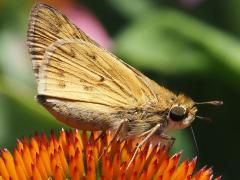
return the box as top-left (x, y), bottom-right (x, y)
top-left (169, 106), bottom-right (187, 122)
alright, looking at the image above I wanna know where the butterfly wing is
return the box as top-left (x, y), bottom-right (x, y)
top-left (38, 39), bottom-right (158, 108)
top-left (27, 3), bottom-right (99, 81)
top-left (27, 3), bottom-right (177, 134)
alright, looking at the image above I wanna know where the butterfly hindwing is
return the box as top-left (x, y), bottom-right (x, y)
top-left (38, 40), bottom-right (158, 108)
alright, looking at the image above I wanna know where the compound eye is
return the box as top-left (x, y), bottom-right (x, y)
top-left (169, 106), bottom-right (187, 122)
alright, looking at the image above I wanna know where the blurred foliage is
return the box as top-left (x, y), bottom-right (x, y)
top-left (0, 0), bottom-right (240, 179)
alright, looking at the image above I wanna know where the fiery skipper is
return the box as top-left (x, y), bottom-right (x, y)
top-left (27, 3), bottom-right (222, 168)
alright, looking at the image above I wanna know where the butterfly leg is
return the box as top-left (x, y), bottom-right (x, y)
top-left (126, 124), bottom-right (161, 170)
top-left (98, 119), bottom-right (128, 160)
top-left (159, 134), bottom-right (176, 151)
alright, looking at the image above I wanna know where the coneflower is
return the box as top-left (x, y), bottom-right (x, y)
top-left (0, 129), bottom-right (221, 180)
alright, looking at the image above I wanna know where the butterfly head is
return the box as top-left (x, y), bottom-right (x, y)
top-left (165, 94), bottom-right (197, 132)
top-left (165, 93), bottom-right (223, 132)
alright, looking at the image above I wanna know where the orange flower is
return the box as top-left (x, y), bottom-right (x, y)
top-left (0, 129), bottom-right (221, 180)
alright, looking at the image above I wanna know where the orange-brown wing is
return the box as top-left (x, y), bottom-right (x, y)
top-left (38, 40), bottom-right (159, 108)
top-left (27, 3), bottom-right (98, 81)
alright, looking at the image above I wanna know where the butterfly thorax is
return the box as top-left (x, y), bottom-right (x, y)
top-left (112, 108), bottom-right (169, 139)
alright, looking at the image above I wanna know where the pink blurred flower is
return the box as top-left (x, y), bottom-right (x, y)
top-left (65, 6), bottom-right (112, 49)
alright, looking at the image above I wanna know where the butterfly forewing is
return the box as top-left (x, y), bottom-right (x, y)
top-left (38, 39), bottom-right (158, 108)
top-left (27, 3), bottom-right (99, 81)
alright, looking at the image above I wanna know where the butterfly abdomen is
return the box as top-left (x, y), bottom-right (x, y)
top-left (36, 96), bottom-right (121, 131)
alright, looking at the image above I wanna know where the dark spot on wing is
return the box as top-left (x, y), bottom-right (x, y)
top-left (58, 80), bottom-right (66, 88)
top-left (68, 48), bottom-right (75, 58)
top-left (50, 24), bottom-right (60, 34)
top-left (59, 46), bottom-right (75, 58)
top-left (71, 32), bottom-right (80, 39)
top-left (83, 85), bottom-right (93, 91)
top-left (86, 52), bottom-right (96, 61)
top-left (99, 76), bottom-right (105, 82)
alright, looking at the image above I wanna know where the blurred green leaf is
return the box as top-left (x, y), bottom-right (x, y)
top-left (0, 30), bottom-right (33, 85)
top-left (225, 0), bottom-right (240, 36)
top-left (108, 0), bottom-right (155, 19)
top-left (169, 130), bottom-right (195, 160)
top-left (0, 74), bottom-right (65, 148)
top-left (115, 24), bottom-right (210, 74)
top-left (0, 75), bottom-right (51, 120)
top-left (114, 8), bottom-right (240, 77)
top-left (0, 97), bottom-right (9, 145)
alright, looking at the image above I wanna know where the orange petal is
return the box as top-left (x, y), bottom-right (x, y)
top-left (69, 156), bottom-right (76, 177)
top-left (81, 131), bottom-right (88, 151)
top-left (39, 144), bottom-right (52, 176)
top-left (22, 144), bottom-right (33, 176)
top-left (1, 149), bottom-right (18, 180)
top-left (112, 153), bottom-right (120, 177)
top-left (147, 159), bottom-right (159, 179)
top-left (17, 139), bottom-right (24, 152)
top-left (32, 164), bottom-right (43, 180)
top-left (67, 141), bottom-right (75, 158)
top-left (87, 154), bottom-right (96, 179)
top-left (186, 156), bottom-right (197, 178)
top-left (134, 150), bottom-right (146, 173)
top-left (162, 166), bottom-right (175, 180)
top-left (87, 153), bottom-right (96, 180)
top-left (41, 133), bottom-right (49, 146)
top-left (36, 153), bottom-right (48, 180)
top-left (30, 136), bottom-right (39, 154)
top-left (192, 166), bottom-right (207, 180)
top-left (214, 176), bottom-right (222, 180)
top-left (154, 157), bottom-right (169, 179)
top-left (74, 148), bottom-right (85, 178)
top-left (58, 146), bottom-right (68, 176)
top-left (72, 167), bottom-right (81, 180)
top-left (129, 171), bottom-right (138, 180)
top-left (13, 149), bottom-right (27, 177)
top-left (139, 169), bottom-right (148, 180)
top-left (50, 150), bottom-right (61, 174)
top-left (162, 152), bottom-right (182, 179)
top-left (118, 162), bottom-right (127, 180)
top-left (198, 167), bottom-right (212, 180)
top-left (15, 160), bottom-right (27, 180)
top-left (171, 160), bottom-right (188, 179)
top-left (74, 129), bottom-right (83, 150)
top-left (53, 165), bottom-right (63, 180)
top-left (48, 138), bottom-right (55, 155)
top-left (59, 129), bottom-right (67, 153)
top-left (0, 157), bottom-right (9, 179)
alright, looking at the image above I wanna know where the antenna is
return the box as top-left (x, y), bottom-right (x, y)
top-left (195, 100), bottom-right (223, 106)
top-left (190, 126), bottom-right (199, 158)
top-left (196, 115), bottom-right (213, 123)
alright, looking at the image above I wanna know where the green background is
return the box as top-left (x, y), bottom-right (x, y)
top-left (0, 0), bottom-right (239, 179)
